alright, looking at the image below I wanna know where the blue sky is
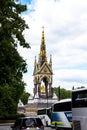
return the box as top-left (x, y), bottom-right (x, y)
top-left (18, 0), bottom-right (87, 94)
top-left (21, 0), bottom-right (32, 4)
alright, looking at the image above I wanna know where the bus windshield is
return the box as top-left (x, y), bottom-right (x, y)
top-left (53, 100), bottom-right (71, 112)
top-left (72, 89), bottom-right (87, 108)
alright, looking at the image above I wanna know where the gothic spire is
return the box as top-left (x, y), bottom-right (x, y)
top-left (49, 54), bottom-right (52, 68)
top-left (41, 26), bottom-right (45, 45)
top-left (39, 26), bottom-right (47, 66)
top-left (33, 56), bottom-right (37, 75)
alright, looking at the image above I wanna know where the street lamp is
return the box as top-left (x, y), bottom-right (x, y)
top-left (46, 85), bottom-right (48, 108)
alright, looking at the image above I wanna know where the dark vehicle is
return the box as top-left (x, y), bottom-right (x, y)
top-left (11, 117), bottom-right (44, 130)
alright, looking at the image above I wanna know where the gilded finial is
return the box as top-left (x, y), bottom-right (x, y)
top-left (41, 26), bottom-right (45, 44)
top-left (42, 26), bottom-right (44, 31)
top-left (40, 26), bottom-right (47, 65)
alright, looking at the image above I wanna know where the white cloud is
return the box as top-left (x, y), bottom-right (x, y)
top-left (19, 0), bottom-right (87, 94)
top-left (53, 69), bottom-right (87, 90)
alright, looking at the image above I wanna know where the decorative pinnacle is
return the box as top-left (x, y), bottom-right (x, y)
top-left (41, 26), bottom-right (45, 44)
top-left (42, 26), bottom-right (44, 31)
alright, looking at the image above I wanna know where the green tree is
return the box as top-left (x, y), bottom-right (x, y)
top-left (76, 86), bottom-right (85, 89)
top-left (53, 87), bottom-right (72, 99)
top-left (0, 0), bottom-right (30, 48)
top-left (21, 91), bottom-right (30, 105)
top-left (0, 0), bottom-right (30, 118)
top-left (0, 86), bottom-right (17, 118)
top-left (60, 88), bottom-right (71, 99)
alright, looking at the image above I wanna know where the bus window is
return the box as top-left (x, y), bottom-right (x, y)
top-left (54, 101), bottom-right (71, 112)
top-left (37, 108), bottom-right (46, 115)
top-left (72, 90), bottom-right (87, 108)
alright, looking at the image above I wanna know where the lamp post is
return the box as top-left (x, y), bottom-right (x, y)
top-left (46, 84), bottom-right (48, 108)
top-left (58, 86), bottom-right (60, 101)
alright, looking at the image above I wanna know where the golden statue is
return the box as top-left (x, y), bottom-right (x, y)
top-left (40, 85), bottom-right (45, 94)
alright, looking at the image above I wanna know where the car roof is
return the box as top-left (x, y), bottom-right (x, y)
top-left (18, 117), bottom-right (40, 119)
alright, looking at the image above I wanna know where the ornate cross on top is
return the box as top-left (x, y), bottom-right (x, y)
top-left (42, 26), bottom-right (44, 31)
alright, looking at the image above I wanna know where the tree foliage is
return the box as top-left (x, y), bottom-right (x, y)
top-left (0, 0), bottom-right (30, 118)
top-left (0, 86), bottom-right (17, 118)
top-left (76, 86), bottom-right (85, 89)
top-left (53, 87), bottom-right (72, 99)
top-left (0, 0), bottom-right (30, 48)
top-left (21, 91), bottom-right (30, 105)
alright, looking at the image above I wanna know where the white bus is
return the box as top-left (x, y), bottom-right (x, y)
top-left (72, 88), bottom-right (87, 130)
top-left (51, 99), bottom-right (72, 130)
top-left (37, 107), bottom-right (51, 126)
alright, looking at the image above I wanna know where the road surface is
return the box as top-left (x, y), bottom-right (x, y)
top-left (0, 125), bottom-right (55, 130)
